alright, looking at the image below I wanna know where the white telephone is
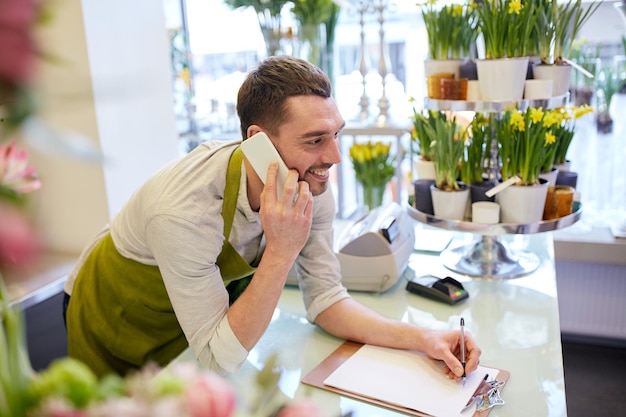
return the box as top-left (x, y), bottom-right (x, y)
top-left (240, 132), bottom-right (290, 195)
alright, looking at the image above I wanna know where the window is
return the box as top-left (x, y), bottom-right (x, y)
top-left (163, 0), bottom-right (626, 232)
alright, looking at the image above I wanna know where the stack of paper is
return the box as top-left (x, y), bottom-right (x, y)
top-left (323, 344), bottom-right (497, 416)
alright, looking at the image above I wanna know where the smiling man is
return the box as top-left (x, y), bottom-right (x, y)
top-left (64, 56), bottom-right (481, 380)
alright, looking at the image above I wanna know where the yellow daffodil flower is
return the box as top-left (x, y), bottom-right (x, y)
top-left (508, 0), bottom-right (522, 15)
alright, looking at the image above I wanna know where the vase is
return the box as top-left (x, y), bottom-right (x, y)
top-left (297, 23), bottom-right (326, 68)
top-left (543, 185), bottom-right (575, 220)
top-left (572, 58), bottom-right (599, 106)
top-left (476, 57), bottom-right (529, 102)
top-left (361, 183), bottom-right (386, 211)
top-left (459, 60), bottom-right (478, 80)
top-left (413, 179), bottom-right (435, 215)
top-left (595, 88), bottom-right (613, 134)
top-left (470, 180), bottom-right (496, 203)
top-left (424, 59), bottom-right (463, 100)
top-left (533, 64), bottom-right (572, 97)
top-left (430, 183), bottom-right (470, 221)
top-left (556, 171), bottom-right (578, 189)
top-left (496, 179), bottom-right (549, 223)
top-left (257, 12), bottom-right (283, 58)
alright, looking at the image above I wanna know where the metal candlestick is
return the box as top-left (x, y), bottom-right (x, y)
top-left (352, 0), bottom-right (371, 122)
top-left (372, 0), bottom-right (391, 127)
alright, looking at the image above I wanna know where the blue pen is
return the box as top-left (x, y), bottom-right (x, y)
top-left (460, 317), bottom-right (466, 386)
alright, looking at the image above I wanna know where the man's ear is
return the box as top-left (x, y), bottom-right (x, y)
top-left (246, 125), bottom-right (263, 139)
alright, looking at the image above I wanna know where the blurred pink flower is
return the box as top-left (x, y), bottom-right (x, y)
top-left (0, 141), bottom-right (41, 194)
top-left (30, 397), bottom-right (88, 417)
top-left (0, 0), bottom-right (38, 85)
top-left (87, 397), bottom-right (148, 417)
top-left (183, 372), bottom-right (236, 417)
top-left (276, 399), bottom-right (326, 417)
top-left (0, 201), bottom-right (38, 267)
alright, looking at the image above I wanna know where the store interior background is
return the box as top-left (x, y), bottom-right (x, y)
top-left (160, 0), bottom-right (626, 344)
top-left (9, 1), bottom-right (626, 416)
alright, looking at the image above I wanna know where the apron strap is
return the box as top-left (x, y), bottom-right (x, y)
top-left (217, 146), bottom-right (257, 303)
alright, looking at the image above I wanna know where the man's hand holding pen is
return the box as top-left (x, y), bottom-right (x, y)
top-left (421, 325), bottom-right (481, 382)
top-left (461, 317), bottom-right (467, 385)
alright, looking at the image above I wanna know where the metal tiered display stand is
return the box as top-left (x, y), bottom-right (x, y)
top-left (408, 94), bottom-right (581, 279)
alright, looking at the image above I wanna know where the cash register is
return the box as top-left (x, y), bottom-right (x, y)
top-left (288, 202), bottom-right (415, 293)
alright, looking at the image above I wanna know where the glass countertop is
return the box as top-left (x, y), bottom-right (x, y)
top-left (175, 232), bottom-right (566, 417)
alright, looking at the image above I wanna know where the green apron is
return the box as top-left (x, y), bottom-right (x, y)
top-left (67, 147), bottom-right (256, 377)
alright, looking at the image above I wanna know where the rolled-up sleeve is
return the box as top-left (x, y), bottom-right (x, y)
top-left (296, 191), bottom-right (350, 323)
top-left (197, 315), bottom-right (248, 373)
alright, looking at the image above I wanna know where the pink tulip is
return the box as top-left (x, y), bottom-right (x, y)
top-left (276, 398), bottom-right (326, 417)
top-left (0, 141), bottom-right (41, 194)
top-left (31, 397), bottom-right (89, 417)
top-left (88, 397), bottom-right (148, 417)
top-left (183, 373), bottom-right (236, 417)
top-left (0, 0), bottom-right (38, 85)
top-left (0, 201), bottom-right (38, 267)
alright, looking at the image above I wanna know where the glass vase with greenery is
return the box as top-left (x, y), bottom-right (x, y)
top-left (349, 141), bottom-right (396, 209)
top-left (291, 0), bottom-right (335, 67)
top-left (224, 0), bottom-right (288, 57)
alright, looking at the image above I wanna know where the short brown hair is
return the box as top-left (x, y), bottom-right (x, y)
top-left (237, 56), bottom-right (332, 139)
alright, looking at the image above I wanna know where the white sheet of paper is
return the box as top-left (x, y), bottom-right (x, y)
top-left (323, 344), bottom-right (496, 417)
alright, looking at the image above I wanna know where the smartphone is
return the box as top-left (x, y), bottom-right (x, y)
top-left (240, 132), bottom-right (290, 196)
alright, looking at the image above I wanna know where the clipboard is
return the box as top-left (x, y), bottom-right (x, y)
top-left (302, 341), bottom-right (510, 417)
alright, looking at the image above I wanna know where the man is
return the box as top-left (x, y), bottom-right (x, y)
top-left (65, 56), bottom-right (480, 379)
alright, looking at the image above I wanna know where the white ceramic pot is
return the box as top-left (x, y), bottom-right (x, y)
top-left (496, 179), bottom-right (549, 223)
top-left (414, 158), bottom-right (436, 180)
top-left (553, 161), bottom-right (571, 172)
top-left (476, 57), bottom-right (529, 102)
top-left (424, 59), bottom-right (464, 79)
top-left (533, 64), bottom-right (572, 97)
top-left (524, 79), bottom-right (553, 100)
top-left (430, 183), bottom-right (470, 221)
top-left (539, 167), bottom-right (559, 186)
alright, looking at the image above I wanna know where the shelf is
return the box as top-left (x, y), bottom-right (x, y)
top-left (423, 94), bottom-right (569, 112)
top-left (407, 202), bottom-right (582, 236)
top-left (406, 202), bottom-right (582, 279)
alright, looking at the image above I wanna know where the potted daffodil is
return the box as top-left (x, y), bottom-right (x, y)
top-left (534, 0), bottom-right (600, 96)
top-left (494, 106), bottom-right (560, 223)
top-left (427, 112), bottom-right (469, 220)
top-left (420, 0), bottom-right (479, 87)
top-left (474, 0), bottom-right (539, 101)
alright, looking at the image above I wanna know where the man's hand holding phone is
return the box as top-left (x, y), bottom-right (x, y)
top-left (241, 132), bottom-right (313, 258)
